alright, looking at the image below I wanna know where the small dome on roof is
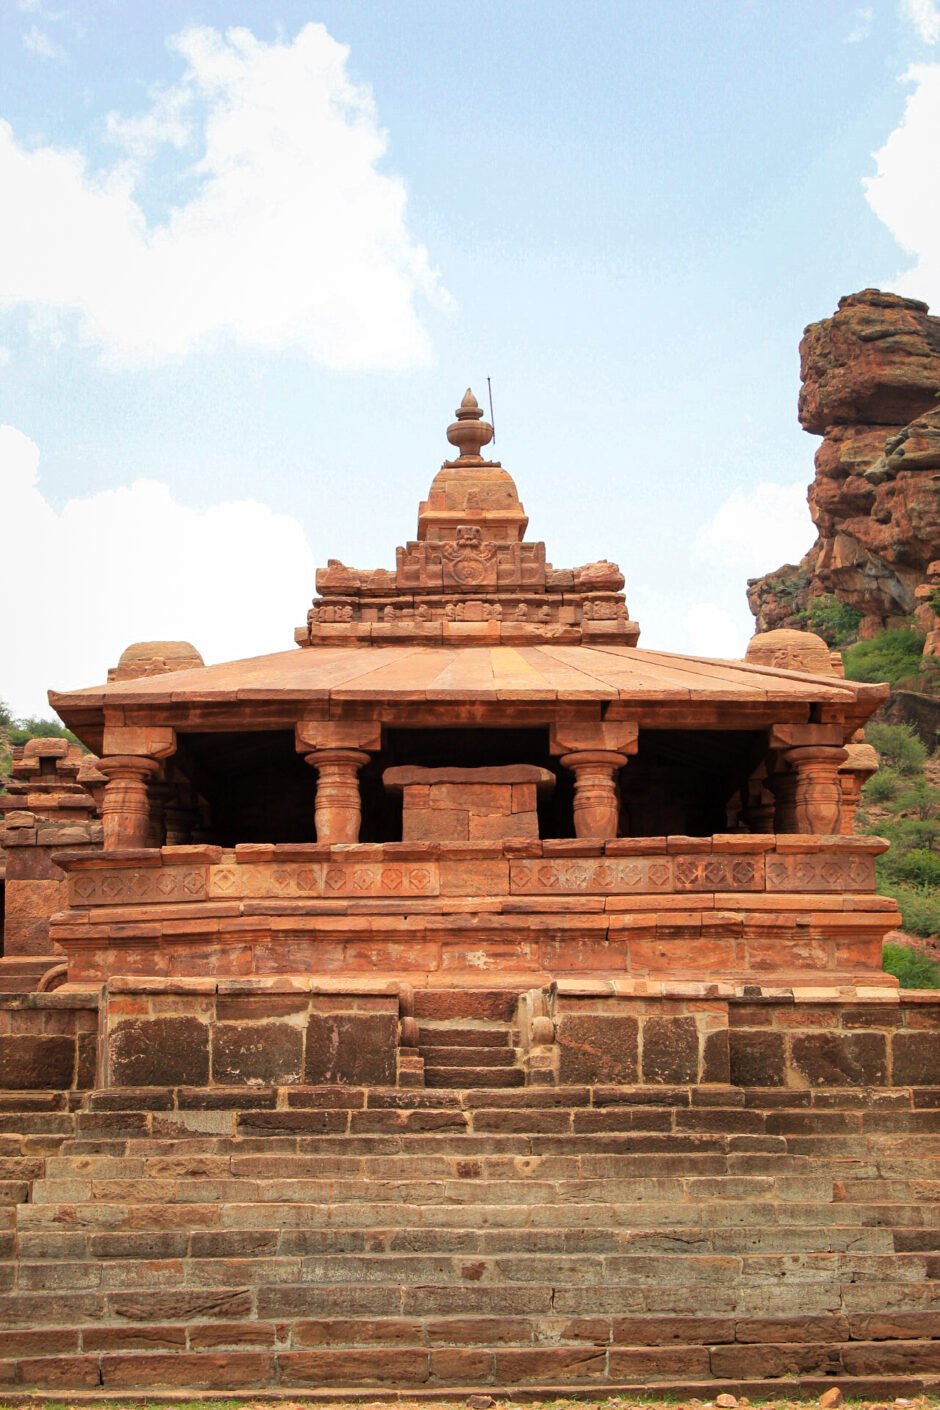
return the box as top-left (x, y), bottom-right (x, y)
top-left (745, 628), bottom-right (836, 676)
top-left (108, 641), bottom-right (204, 682)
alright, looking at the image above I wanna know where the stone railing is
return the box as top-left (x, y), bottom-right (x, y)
top-left (58, 835), bottom-right (886, 909)
top-left (50, 835), bottom-right (897, 988)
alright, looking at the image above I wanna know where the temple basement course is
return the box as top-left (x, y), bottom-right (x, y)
top-left (0, 386), bottom-right (939, 1399)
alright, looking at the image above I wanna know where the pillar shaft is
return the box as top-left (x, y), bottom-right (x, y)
top-left (98, 755), bottom-right (160, 850)
top-left (305, 748), bottom-right (371, 844)
top-left (784, 745), bottom-right (848, 834)
top-left (559, 750), bottom-right (627, 840)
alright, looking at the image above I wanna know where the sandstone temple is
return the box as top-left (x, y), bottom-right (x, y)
top-left (0, 388), bottom-right (938, 1398)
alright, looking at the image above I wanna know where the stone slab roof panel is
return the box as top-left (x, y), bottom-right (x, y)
top-left (50, 643), bottom-right (882, 712)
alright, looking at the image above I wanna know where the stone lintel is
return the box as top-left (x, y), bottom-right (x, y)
top-left (101, 724), bottom-right (176, 759)
top-left (769, 722), bottom-right (845, 751)
top-left (549, 721), bottom-right (639, 756)
top-left (384, 765), bottom-right (555, 789)
top-left (295, 720), bottom-right (381, 753)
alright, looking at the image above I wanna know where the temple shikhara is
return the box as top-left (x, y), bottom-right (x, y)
top-left (1, 391), bottom-right (939, 1398)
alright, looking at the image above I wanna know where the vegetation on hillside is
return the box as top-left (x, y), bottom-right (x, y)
top-left (855, 721), bottom-right (940, 987)
top-left (843, 624), bottom-right (940, 690)
top-left (800, 592), bottom-right (861, 646)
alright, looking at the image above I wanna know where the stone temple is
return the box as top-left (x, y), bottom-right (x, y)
top-left (0, 392), bottom-right (938, 1397)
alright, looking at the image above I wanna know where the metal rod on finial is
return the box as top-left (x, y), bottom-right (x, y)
top-left (486, 377), bottom-right (496, 445)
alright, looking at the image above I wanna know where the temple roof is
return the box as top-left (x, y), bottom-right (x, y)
top-left (51, 641), bottom-right (885, 713)
top-left (47, 390), bottom-right (889, 742)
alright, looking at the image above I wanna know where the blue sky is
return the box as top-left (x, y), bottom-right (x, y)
top-left (2, 0), bottom-right (939, 716)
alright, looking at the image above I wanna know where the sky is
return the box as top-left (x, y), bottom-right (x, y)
top-left (1, 0), bottom-right (939, 718)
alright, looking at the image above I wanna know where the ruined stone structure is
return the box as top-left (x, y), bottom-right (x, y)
top-left (749, 289), bottom-right (940, 638)
top-left (1, 392), bottom-right (939, 1398)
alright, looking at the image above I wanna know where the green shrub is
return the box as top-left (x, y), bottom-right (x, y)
top-left (843, 626), bottom-right (926, 687)
top-left (869, 815), bottom-right (940, 853)
top-left (801, 594), bottom-right (861, 646)
top-left (880, 847), bottom-right (940, 889)
top-left (865, 721), bottom-right (927, 774)
top-left (863, 767), bottom-right (902, 804)
top-left (896, 778), bottom-right (940, 820)
top-left (883, 941), bottom-right (940, 988)
top-left (888, 885), bottom-right (940, 937)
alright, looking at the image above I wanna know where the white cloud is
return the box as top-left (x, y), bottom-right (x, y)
top-left (865, 63), bottom-right (940, 304)
top-left (901, 0), bottom-right (940, 42)
top-left (0, 424), bottom-right (317, 719)
top-left (22, 25), bottom-right (63, 60)
top-left (0, 23), bottom-right (447, 370)
top-left (846, 6), bottom-right (874, 42)
top-left (681, 603), bottom-right (747, 660)
top-left (694, 481), bottom-right (813, 575)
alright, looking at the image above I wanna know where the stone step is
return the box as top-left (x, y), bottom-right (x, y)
top-left (34, 1151), bottom-right (940, 1190)
top-left (17, 1198), bottom-right (940, 1237)
top-left (412, 990), bottom-right (520, 1022)
top-left (1, 1343), bottom-right (938, 1395)
top-left (0, 1273), bottom-right (936, 1329)
top-left (1, 1257), bottom-right (935, 1297)
top-left (424, 1067), bottom-right (525, 1088)
top-left (12, 1221), bottom-right (904, 1262)
top-left (75, 1080), bottom-right (940, 1111)
top-left (31, 1149), bottom-right (940, 1190)
top-left (420, 1046), bottom-right (518, 1067)
top-left (415, 1026), bottom-right (514, 1047)
top-left (31, 1166), bottom-right (886, 1204)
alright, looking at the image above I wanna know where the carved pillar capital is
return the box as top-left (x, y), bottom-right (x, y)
top-left (559, 749), bottom-right (627, 840)
top-left (783, 744), bottom-right (848, 835)
top-left (98, 755), bottom-right (161, 850)
top-left (304, 748), bottom-right (371, 844)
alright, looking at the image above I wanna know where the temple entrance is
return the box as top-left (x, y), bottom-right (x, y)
top-left (178, 730), bottom-right (315, 845)
top-left (620, 727), bottom-right (767, 836)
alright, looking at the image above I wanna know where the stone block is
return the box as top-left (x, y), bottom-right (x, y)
top-left (729, 1030), bottom-right (787, 1087)
top-left (109, 1016), bottom-right (209, 1087)
top-left (790, 1031), bottom-right (887, 1086)
top-left (641, 1016), bottom-right (699, 1084)
top-left (893, 1031), bottom-right (940, 1085)
top-left (0, 1034), bottom-right (76, 1090)
top-left (701, 1028), bottom-right (730, 1083)
top-left (556, 1014), bottom-right (639, 1084)
top-left (305, 1011), bottom-right (397, 1086)
top-left (278, 1348), bottom-right (430, 1384)
top-left (212, 1023), bottom-right (303, 1085)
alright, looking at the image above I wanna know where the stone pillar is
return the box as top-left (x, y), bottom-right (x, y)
top-left (559, 750), bottom-right (627, 840)
top-left (768, 767), bottom-right (799, 833)
top-left (784, 745), bottom-right (848, 835)
top-left (98, 756), bottom-right (161, 850)
top-left (305, 748), bottom-right (371, 844)
top-left (838, 740), bottom-right (880, 835)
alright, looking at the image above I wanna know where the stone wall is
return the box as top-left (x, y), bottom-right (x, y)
top-left (98, 978), bottom-right (401, 1088)
top-left (0, 990), bottom-right (98, 1089)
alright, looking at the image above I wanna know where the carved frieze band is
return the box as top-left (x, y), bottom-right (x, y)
top-left (510, 851), bottom-right (874, 895)
top-left (68, 849), bottom-right (874, 907)
top-left (70, 861), bottom-right (441, 906)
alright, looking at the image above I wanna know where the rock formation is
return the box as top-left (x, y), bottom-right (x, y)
top-left (748, 289), bottom-right (940, 639)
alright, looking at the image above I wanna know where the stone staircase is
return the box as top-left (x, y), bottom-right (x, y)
top-left (416, 988), bottom-right (523, 1089)
top-left (0, 1081), bottom-right (940, 1395)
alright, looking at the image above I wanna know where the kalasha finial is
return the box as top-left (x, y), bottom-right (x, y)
top-left (446, 388), bottom-right (494, 463)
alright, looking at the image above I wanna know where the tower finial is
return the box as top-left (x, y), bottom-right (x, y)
top-left (446, 388), bottom-right (493, 463)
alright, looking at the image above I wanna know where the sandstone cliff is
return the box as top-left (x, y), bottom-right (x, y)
top-left (748, 289), bottom-right (940, 638)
